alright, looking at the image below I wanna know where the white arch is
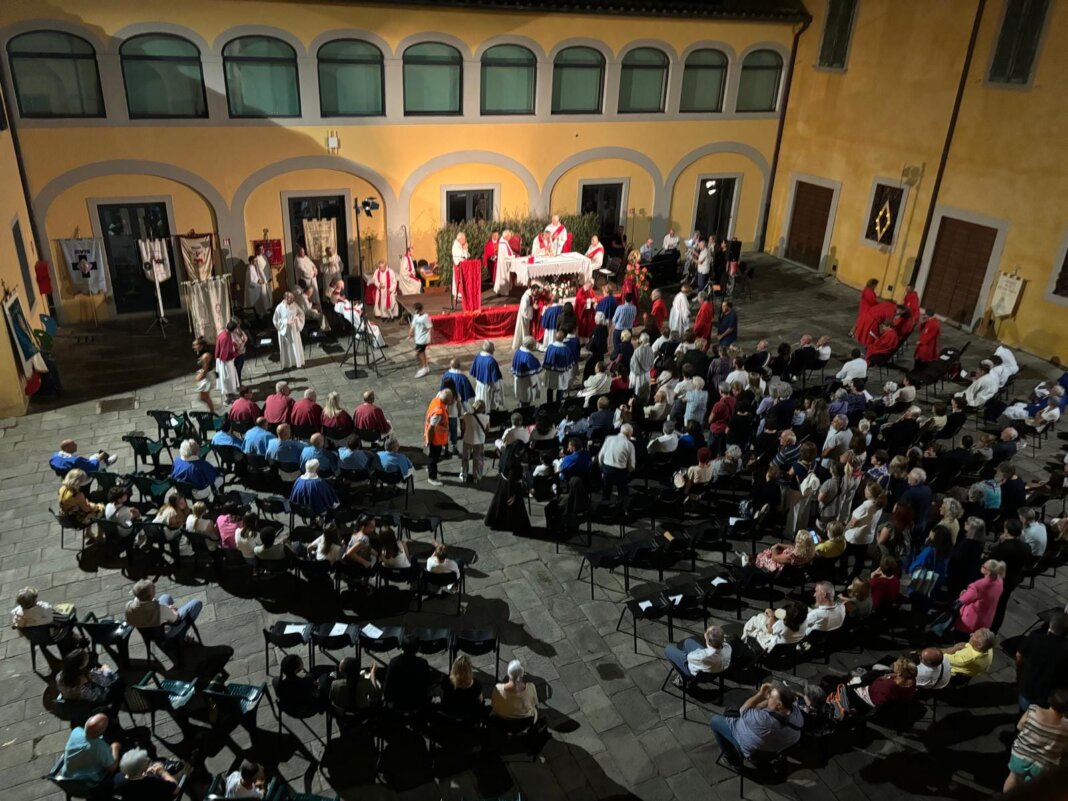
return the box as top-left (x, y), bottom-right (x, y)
top-left (541, 147), bottom-right (664, 213)
top-left (111, 23), bottom-right (211, 55)
top-left (308, 29), bottom-right (394, 59)
top-left (548, 37), bottom-right (614, 63)
top-left (212, 25), bottom-right (308, 57)
top-left (615, 40), bottom-right (678, 65)
top-left (1, 19), bottom-right (109, 52)
top-left (398, 150), bottom-right (542, 216)
top-left (679, 40), bottom-right (738, 67)
top-left (474, 36), bottom-right (548, 62)
top-left (395, 32), bottom-right (473, 60)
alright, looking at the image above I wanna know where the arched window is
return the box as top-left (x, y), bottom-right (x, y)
top-left (618, 47), bottom-right (668, 113)
top-left (120, 34), bottom-right (206, 118)
top-left (403, 42), bottom-right (462, 115)
top-left (222, 36), bottom-right (300, 118)
top-left (552, 46), bottom-right (604, 114)
top-left (737, 49), bottom-right (783, 112)
top-left (680, 49), bottom-right (727, 113)
top-left (481, 44), bottom-right (536, 115)
top-left (7, 31), bottom-right (104, 118)
top-left (318, 39), bottom-right (384, 117)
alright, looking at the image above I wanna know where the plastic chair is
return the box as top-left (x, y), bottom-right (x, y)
top-left (264, 621), bottom-right (312, 673)
top-left (450, 629), bottom-right (500, 682)
top-left (202, 679), bottom-right (268, 731)
top-left (78, 612), bottom-right (133, 669)
top-left (50, 507), bottom-right (95, 555)
top-left (43, 754), bottom-right (110, 801)
top-left (310, 622), bottom-right (358, 668)
top-left (356, 623), bottom-right (404, 669)
top-left (18, 620), bottom-right (75, 672)
top-left (374, 468), bottom-right (413, 508)
top-left (400, 513), bottom-right (445, 543)
top-left (417, 563), bottom-right (465, 615)
top-left (125, 671), bottom-right (196, 729)
top-left (412, 627), bottom-right (452, 669)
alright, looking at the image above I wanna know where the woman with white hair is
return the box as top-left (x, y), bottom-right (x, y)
top-left (470, 340), bottom-right (504, 411)
top-left (491, 658), bottom-right (538, 722)
top-left (114, 748), bottom-right (180, 798)
top-left (169, 438), bottom-right (218, 499)
top-left (630, 331), bottom-right (654, 402)
top-left (289, 458), bottom-right (339, 515)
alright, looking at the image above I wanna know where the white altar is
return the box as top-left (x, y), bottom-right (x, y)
top-left (496, 252), bottom-right (592, 294)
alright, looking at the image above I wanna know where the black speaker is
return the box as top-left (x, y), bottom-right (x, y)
top-left (728, 238), bottom-right (742, 261)
top-left (345, 274), bottom-right (365, 300)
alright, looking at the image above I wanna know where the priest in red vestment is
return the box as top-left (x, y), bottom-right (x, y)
top-left (852, 278), bottom-right (879, 343)
top-left (856, 300), bottom-right (897, 348)
top-left (482, 231), bottom-right (500, 274)
top-left (866, 324), bottom-right (900, 364)
top-left (913, 313), bottom-right (941, 365)
top-left (575, 277), bottom-right (598, 339)
top-left (693, 294), bottom-right (715, 341)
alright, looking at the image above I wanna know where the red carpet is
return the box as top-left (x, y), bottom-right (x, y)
top-left (429, 304), bottom-right (518, 345)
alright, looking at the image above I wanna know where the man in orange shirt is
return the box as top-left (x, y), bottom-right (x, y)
top-left (423, 388), bottom-right (453, 487)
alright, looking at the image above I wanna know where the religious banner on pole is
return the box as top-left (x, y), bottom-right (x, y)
top-left (59, 238), bottom-right (107, 295)
top-left (302, 218), bottom-right (337, 261)
top-left (253, 239), bottom-right (285, 267)
top-left (178, 234), bottom-right (214, 281)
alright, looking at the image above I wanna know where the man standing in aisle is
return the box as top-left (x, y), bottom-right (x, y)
top-left (273, 291), bottom-right (305, 370)
top-left (409, 302), bottom-right (433, 378)
top-left (424, 388), bottom-right (453, 487)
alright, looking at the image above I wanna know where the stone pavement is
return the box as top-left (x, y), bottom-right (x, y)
top-left (2, 256), bottom-right (1065, 801)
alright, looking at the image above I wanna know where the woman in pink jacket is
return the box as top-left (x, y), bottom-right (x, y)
top-left (954, 559), bottom-right (1006, 634)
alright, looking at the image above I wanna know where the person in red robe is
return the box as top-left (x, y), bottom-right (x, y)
top-left (530, 288), bottom-right (547, 344)
top-left (856, 300), bottom-right (897, 349)
top-left (482, 231), bottom-right (500, 281)
top-left (852, 278), bottom-right (879, 343)
top-left (913, 313), bottom-right (941, 365)
top-left (574, 277), bottom-right (598, 339)
top-left (647, 288), bottom-right (668, 331)
top-left (509, 233), bottom-right (521, 256)
top-left (903, 286), bottom-right (920, 322)
top-left (866, 324), bottom-right (900, 365)
top-left (693, 295), bottom-right (714, 341)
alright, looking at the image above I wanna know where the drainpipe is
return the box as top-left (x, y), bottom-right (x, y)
top-left (909, 0), bottom-right (986, 286)
top-left (759, 14), bottom-right (811, 253)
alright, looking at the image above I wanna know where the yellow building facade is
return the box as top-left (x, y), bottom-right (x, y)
top-left (767, 0), bottom-right (1068, 359)
top-left (0, 0), bottom-right (805, 344)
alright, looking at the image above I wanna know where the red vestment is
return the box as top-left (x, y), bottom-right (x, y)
top-left (856, 300), bottom-right (897, 346)
top-left (866, 328), bottom-right (900, 364)
top-left (575, 286), bottom-right (598, 337)
top-left (482, 238), bottom-right (498, 270)
top-left (649, 298), bottom-right (668, 331)
top-left (693, 301), bottom-right (714, 341)
top-left (914, 318), bottom-right (941, 363)
top-left (853, 286), bottom-right (878, 343)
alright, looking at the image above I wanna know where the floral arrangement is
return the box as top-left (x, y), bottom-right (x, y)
top-left (542, 278), bottom-right (578, 300)
top-left (625, 261), bottom-right (651, 300)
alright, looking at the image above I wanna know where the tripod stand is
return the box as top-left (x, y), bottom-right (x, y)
top-left (338, 308), bottom-right (386, 379)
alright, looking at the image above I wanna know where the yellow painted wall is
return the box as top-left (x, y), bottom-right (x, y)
top-left (0, 86), bottom-right (41, 416)
top-left (550, 158), bottom-right (657, 247)
top-left (929, 0), bottom-right (1068, 359)
top-left (668, 152), bottom-right (768, 249)
top-left (407, 163), bottom-right (530, 258)
top-left (767, 0), bottom-right (972, 290)
top-left (45, 174), bottom-right (217, 321)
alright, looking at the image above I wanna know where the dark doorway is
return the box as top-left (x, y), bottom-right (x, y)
top-left (287, 194), bottom-right (349, 280)
top-left (445, 189), bottom-right (494, 224)
top-left (922, 217), bottom-right (998, 326)
top-left (97, 202), bottom-right (180, 315)
top-left (785, 181), bottom-right (834, 270)
top-left (693, 177), bottom-right (737, 241)
top-left (580, 182), bottom-right (624, 242)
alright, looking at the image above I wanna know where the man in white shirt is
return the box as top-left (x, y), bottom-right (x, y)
top-left (598, 423), bottom-right (636, 498)
top-left (804, 582), bottom-right (846, 633)
top-left (1019, 507), bottom-right (1047, 557)
top-left (494, 412), bottom-right (530, 450)
top-left (915, 647), bottom-right (952, 690)
top-left (639, 238), bottom-right (655, 263)
top-left (451, 232), bottom-right (470, 266)
top-left (647, 420), bottom-right (679, 455)
top-left (11, 587), bottom-right (60, 628)
top-left (696, 239), bottom-right (711, 292)
top-left (995, 345), bottom-right (1019, 380)
top-left (662, 228), bottom-right (680, 251)
top-left (821, 414), bottom-right (852, 468)
top-left (836, 348), bottom-right (868, 384)
top-left (408, 302), bottom-right (433, 378)
top-left (957, 362), bottom-right (999, 408)
top-left (665, 625), bottom-right (731, 681)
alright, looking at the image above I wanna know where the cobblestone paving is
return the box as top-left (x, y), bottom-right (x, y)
top-left (2, 256), bottom-right (1064, 801)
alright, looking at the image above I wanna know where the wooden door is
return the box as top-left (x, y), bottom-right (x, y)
top-left (922, 217), bottom-right (997, 326)
top-left (785, 181), bottom-right (834, 269)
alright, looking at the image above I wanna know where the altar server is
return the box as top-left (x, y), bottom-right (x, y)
top-left (369, 260), bottom-right (398, 320)
top-left (245, 249), bottom-right (272, 316)
top-left (546, 214), bottom-right (568, 256)
top-left (398, 246), bottom-right (422, 295)
top-left (511, 337), bottom-right (543, 407)
top-left (294, 247), bottom-right (319, 301)
top-left (914, 313), bottom-right (940, 365)
top-left (273, 291), bottom-right (306, 370)
top-left (513, 282), bottom-right (540, 350)
top-left (543, 330), bottom-right (577, 404)
top-left (483, 231), bottom-right (500, 280)
top-left (215, 321), bottom-right (240, 399)
top-left (669, 283), bottom-right (692, 338)
top-left (470, 341), bottom-right (505, 411)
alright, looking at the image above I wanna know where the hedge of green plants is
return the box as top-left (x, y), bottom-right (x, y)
top-left (433, 212), bottom-right (600, 284)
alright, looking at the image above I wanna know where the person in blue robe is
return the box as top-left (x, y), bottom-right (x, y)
top-left (289, 459), bottom-right (339, 515)
top-left (511, 339), bottom-right (542, 407)
top-left (542, 331), bottom-right (577, 404)
top-left (470, 341), bottom-right (504, 411)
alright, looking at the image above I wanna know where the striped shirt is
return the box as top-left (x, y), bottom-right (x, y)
top-left (1013, 707), bottom-right (1068, 770)
top-left (612, 303), bottom-right (637, 332)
